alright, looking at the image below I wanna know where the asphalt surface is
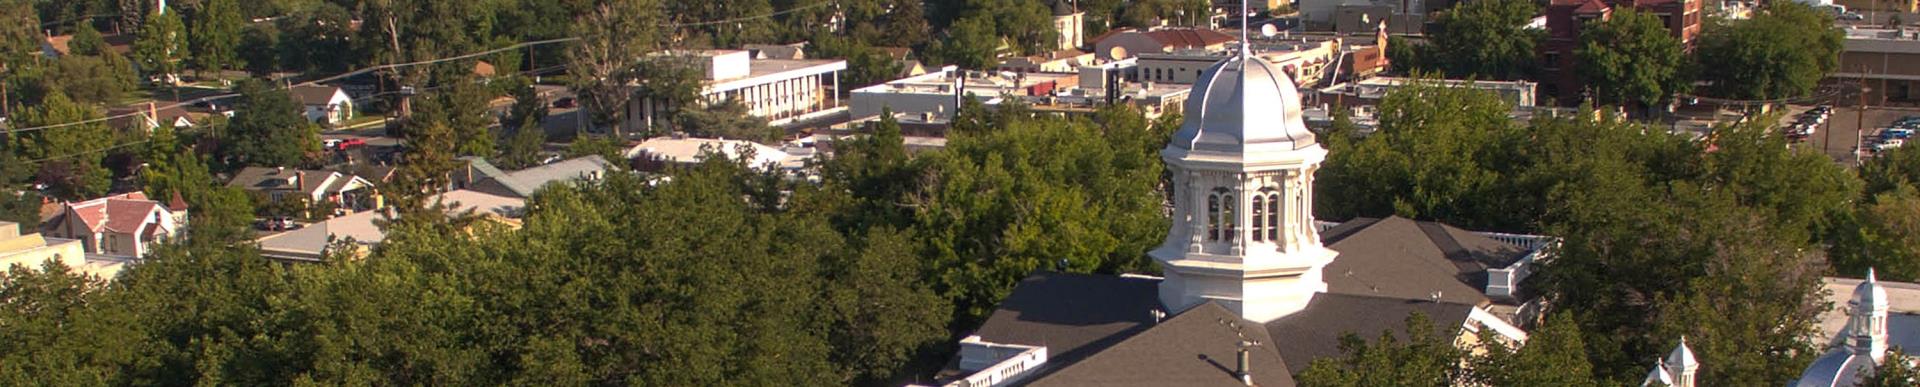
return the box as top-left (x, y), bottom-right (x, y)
top-left (1808, 106), bottom-right (1920, 165)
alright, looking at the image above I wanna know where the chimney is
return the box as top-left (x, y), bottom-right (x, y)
top-left (1236, 347), bottom-right (1253, 385)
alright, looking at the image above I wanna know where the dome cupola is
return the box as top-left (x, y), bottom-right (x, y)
top-left (1169, 54), bottom-right (1317, 154)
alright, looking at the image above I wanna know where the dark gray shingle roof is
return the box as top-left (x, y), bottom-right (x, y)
top-left (971, 272), bottom-right (1163, 366)
top-left (1263, 292), bottom-right (1478, 374)
top-left (1320, 216), bottom-right (1527, 306)
top-left (1023, 302), bottom-right (1297, 387)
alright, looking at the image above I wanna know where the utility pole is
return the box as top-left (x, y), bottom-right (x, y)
top-left (1858, 65), bottom-right (1870, 166)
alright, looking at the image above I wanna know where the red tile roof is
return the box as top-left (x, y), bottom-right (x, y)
top-left (167, 191), bottom-right (189, 212)
top-left (1140, 29), bottom-right (1237, 49)
top-left (63, 192), bottom-right (161, 234)
top-left (1575, 0), bottom-right (1612, 13)
top-left (102, 199), bottom-right (159, 234)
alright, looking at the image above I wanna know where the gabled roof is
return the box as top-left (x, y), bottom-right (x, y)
top-left (59, 192), bottom-right (166, 234)
top-left (1263, 292), bottom-right (1478, 374)
top-left (470, 155), bottom-right (611, 198)
top-left (289, 85), bottom-right (347, 106)
top-left (228, 167), bottom-right (366, 195)
top-left (1140, 29), bottom-right (1237, 49)
top-left (1318, 216), bottom-right (1529, 305)
top-left (969, 272), bottom-right (1163, 366)
top-left (1574, 0), bottom-right (1612, 13)
top-left (1024, 302), bottom-right (1296, 386)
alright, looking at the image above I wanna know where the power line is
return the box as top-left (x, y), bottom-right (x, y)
top-left (2, 2), bottom-right (837, 135)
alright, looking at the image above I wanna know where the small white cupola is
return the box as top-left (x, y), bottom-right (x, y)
top-left (1150, 6), bottom-right (1336, 324)
top-left (1664, 337), bottom-right (1698, 387)
top-left (1851, 268), bottom-right (1891, 363)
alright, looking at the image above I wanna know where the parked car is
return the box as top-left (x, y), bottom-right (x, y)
top-left (336, 138), bottom-right (367, 150)
top-left (1841, 12), bottom-right (1866, 20)
top-left (323, 139), bottom-right (343, 150)
top-left (256, 216), bottom-right (299, 231)
top-left (1885, 128), bottom-right (1913, 139)
top-left (1876, 139), bottom-right (1905, 151)
top-left (552, 97), bottom-right (577, 109)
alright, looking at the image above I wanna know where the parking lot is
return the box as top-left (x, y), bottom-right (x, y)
top-left (1809, 106), bottom-right (1920, 165)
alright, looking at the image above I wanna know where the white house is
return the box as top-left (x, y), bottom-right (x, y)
top-left (41, 192), bottom-right (185, 258)
top-left (290, 85), bottom-right (354, 127)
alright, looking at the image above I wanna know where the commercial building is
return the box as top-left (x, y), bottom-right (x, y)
top-left (626, 50), bottom-right (847, 132)
top-left (849, 66), bottom-right (1080, 122)
top-left (1092, 28), bottom-right (1238, 61)
top-left (1835, 28), bottom-right (1920, 103)
top-left (1541, 0), bottom-right (1703, 105)
top-left (1134, 35), bottom-right (1342, 86)
top-left (1318, 76), bottom-right (1540, 108)
top-left (0, 221), bottom-right (86, 273)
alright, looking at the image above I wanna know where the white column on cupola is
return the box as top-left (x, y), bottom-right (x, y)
top-left (1148, 0), bottom-right (1335, 323)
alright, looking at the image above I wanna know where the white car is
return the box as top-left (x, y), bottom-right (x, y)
top-left (1876, 139), bottom-right (1905, 151)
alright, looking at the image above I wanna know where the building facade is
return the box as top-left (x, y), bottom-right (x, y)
top-left (627, 50), bottom-right (846, 132)
top-left (42, 192), bottom-right (183, 258)
top-left (1541, 0), bottom-right (1702, 105)
top-left (1835, 28), bottom-right (1920, 103)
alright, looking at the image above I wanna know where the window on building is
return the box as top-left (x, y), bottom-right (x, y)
top-left (1251, 196), bottom-right (1265, 242)
top-left (1222, 194), bottom-right (1237, 240)
top-left (1207, 193), bottom-right (1221, 241)
top-left (1267, 193), bottom-right (1281, 241)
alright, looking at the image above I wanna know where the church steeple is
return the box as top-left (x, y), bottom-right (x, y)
top-left (1150, 0), bottom-right (1333, 323)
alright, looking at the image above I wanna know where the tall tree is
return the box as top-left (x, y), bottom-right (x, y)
top-left (932, 14), bottom-right (1000, 69)
top-left (1695, 2), bottom-right (1842, 100)
top-left (223, 80), bottom-right (319, 168)
top-left (439, 79), bottom-right (497, 158)
top-left (133, 7), bottom-right (187, 88)
top-left (674, 98), bottom-right (777, 143)
top-left (8, 92), bottom-right (113, 200)
top-left (1316, 78), bottom-right (1524, 231)
top-left (1423, 0), bottom-right (1542, 80)
top-left (1470, 313), bottom-right (1597, 386)
top-left (189, 0), bottom-right (242, 75)
top-left (565, 0), bottom-right (664, 137)
top-left (1576, 9), bottom-right (1689, 110)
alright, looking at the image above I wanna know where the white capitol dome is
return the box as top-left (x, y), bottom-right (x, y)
top-left (1169, 53), bottom-right (1317, 154)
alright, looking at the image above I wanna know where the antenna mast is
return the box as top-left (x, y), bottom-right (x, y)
top-left (1240, 0), bottom-right (1252, 60)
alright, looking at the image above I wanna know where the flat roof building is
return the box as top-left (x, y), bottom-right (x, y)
top-left (627, 50), bottom-right (847, 133)
top-left (1835, 28), bottom-right (1920, 103)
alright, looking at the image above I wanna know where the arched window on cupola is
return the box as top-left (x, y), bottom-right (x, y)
top-left (1221, 193), bottom-right (1237, 240)
top-left (1207, 193), bottom-right (1221, 241)
top-left (1267, 192), bottom-right (1281, 242)
top-left (1251, 195), bottom-right (1265, 242)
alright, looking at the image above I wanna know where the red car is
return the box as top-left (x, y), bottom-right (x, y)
top-left (336, 138), bottom-right (367, 150)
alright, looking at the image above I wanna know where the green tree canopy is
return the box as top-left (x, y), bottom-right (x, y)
top-left (132, 7), bottom-right (187, 83)
top-left (1696, 2), bottom-right (1842, 100)
top-left (1421, 0), bottom-right (1543, 80)
top-left (1576, 9), bottom-right (1690, 109)
top-left (189, 0), bottom-right (243, 74)
top-left (223, 80), bottom-right (319, 168)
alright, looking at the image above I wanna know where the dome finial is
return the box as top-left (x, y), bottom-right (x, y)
top-left (1238, 0), bottom-right (1252, 60)
top-left (1869, 267), bottom-right (1878, 283)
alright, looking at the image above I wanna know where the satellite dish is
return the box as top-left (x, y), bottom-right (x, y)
top-left (1261, 24), bottom-right (1278, 37)
top-left (1108, 46), bottom-right (1130, 59)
